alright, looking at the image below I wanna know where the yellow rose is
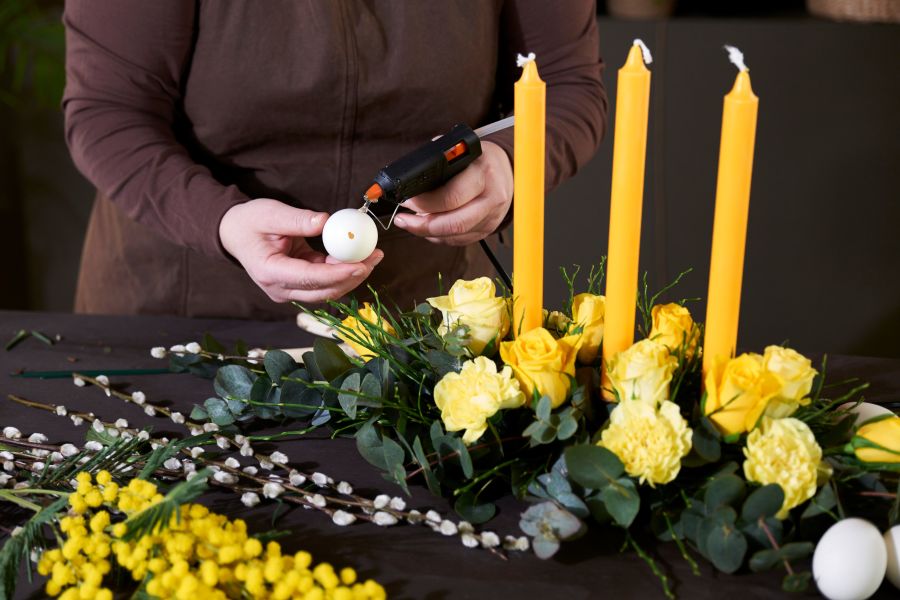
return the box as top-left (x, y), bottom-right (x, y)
top-left (704, 353), bottom-right (783, 436)
top-left (743, 417), bottom-right (825, 519)
top-left (571, 293), bottom-right (605, 364)
top-left (650, 303), bottom-right (698, 358)
top-left (337, 303), bottom-right (396, 360)
top-left (427, 277), bottom-right (510, 356)
top-left (852, 415), bottom-right (900, 464)
top-left (499, 328), bottom-right (580, 408)
top-left (433, 356), bottom-right (525, 444)
top-left (605, 339), bottom-right (677, 406)
top-left (761, 346), bottom-right (817, 418)
top-left (599, 400), bottom-right (692, 486)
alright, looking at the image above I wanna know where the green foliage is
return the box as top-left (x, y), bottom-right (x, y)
top-left (0, 495), bottom-right (67, 599)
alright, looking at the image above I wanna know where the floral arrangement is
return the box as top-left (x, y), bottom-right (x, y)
top-left (151, 264), bottom-right (899, 596)
top-left (0, 422), bottom-right (387, 600)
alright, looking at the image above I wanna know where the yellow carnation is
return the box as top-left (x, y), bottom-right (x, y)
top-left (427, 277), bottom-right (509, 356)
top-left (761, 346), bottom-right (817, 418)
top-left (605, 339), bottom-right (677, 406)
top-left (499, 327), bottom-right (580, 408)
top-left (852, 415), bottom-right (900, 464)
top-left (743, 417), bottom-right (826, 519)
top-left (599, 400), bottom-right (692, 486)
top-left (650, 303), bottom-right (698, 358)
top-left (571, 293), bottom-right (605, 364)
top-left (434, 356), bottom-right (525, 444)
top-left (337, 303), bottom-right (396, 360)
top-left (704, 353), bottom-right (783, 436)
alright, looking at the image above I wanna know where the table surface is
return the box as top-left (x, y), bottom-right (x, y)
top-left (2, 310), bottom-right (898, 600)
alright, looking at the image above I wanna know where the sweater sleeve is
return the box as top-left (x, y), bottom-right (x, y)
top-left (483, 0), bottom-right (607, 193)
top-left (62, 0), bottom-right (248, 259)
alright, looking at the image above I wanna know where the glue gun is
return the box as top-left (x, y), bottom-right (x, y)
top-left (362, 116), bottom-right (515, 205)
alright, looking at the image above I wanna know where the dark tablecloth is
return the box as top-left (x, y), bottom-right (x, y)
top-left (2, 311), bottom-right (898, 599)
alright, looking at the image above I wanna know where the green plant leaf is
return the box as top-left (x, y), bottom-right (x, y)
top-left (704, 474), bottom-right (745, 512)
top-left (741, 484), bottom-right (784, 522)
top-left (536, 396), bottom-right (552, 421)
top-left (250, 376), bottom-right (281, 420)
top-left (338, 372), bottom-right (361, 419)
top-left (564, 444), bottom-right (625, 490)
top-left (313, 338), bottom-right (353, 381)
top-left (360, 372), bottom-right (381, 402)
top-left (264, 349), bottom-right (297, 382)
top-left (204, 397), bottom-right (235, 426)
top-left (749, 548), bottom-right (780, 572)
top-left (781, 572), bottom-right (811, 593)
top-left (355, 420), bottom-right (387, 470)
top-left (557, 415), bottom-right (578, 440)
top-left (214, 365), bottom-right (256, 400)
top-left (705, 522), bottom-right (747, 574)
top-left (411, 436), bottom-right (441, 495)
top-left (454, 492), bottom-right (496, 524)
top-left (451, 437), bottom-right (474, 479)
top-left (800, 484), bottom-right (836, 519)
top-left (599, 477), bottom-right (640, 527)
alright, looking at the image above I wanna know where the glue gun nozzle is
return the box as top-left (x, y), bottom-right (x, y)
top-left (364, 183), bottom-right (383, 203)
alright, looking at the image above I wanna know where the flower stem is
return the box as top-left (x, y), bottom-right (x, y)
top-left (627, 533), bottom-right (674, 600)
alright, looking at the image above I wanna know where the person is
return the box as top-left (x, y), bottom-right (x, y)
top-left (64, 1), bottom-right (607, 319)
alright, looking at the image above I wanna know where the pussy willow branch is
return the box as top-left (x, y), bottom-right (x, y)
top-left (6, 392), bottom-right (512, 558)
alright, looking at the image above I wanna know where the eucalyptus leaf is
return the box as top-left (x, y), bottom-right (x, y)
top-left (338, 373), bottom-right (361, 419)
top-left (705, 523), bottom-right (747, 574)
top-left (749, 548), bottom-right (780, 572)
top-left (454, 491), bottom-right (496, 524)
top-left (557, 415), bottom-right (578, 440)
top-left (451, 437), bottom-right (474, 479)
top-left (412, 436), bottom-right (441, 495)
top-left (264, 349), bottom-right (297, 382)
top-left (249, 376), bottom-right (280, 420)
top-left (800, 484), bottom-right (836, 519)
top-left (599, 477), bottom-right (640, 527)
top-left (781, 571), bottom-right (811, 593)
top-left (536, 396), bottom-right (552, 421)
top-left (564, 444), bottom-right (625, 490)
top-left (741, 484), bottom-right (785, 522)
top-left (203, 397), bottom-right (235, 427)
top-left (704, 474), bottom-right (745, 512)
top-left (313, 338), bottom-right (353, 381)
top-left (356, 420), bottom-right (387, 470)
top-left (214, 365), bottom-right (256, 401)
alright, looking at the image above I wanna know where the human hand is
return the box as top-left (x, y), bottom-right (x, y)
top-left (219, 198), bottom-right (383, 303)
top-left (392, 141), bottom-right (513, 246)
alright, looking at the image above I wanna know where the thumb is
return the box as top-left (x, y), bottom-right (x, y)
top-left (258, 200), bottom-right (328, 237)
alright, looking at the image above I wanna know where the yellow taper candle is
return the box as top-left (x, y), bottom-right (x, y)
top-left (512, 53), bottom-right (546, 334)
top-left (602, 40), bottom-right (652, 399)
top-left (702, 46), bottom-right (759, 376)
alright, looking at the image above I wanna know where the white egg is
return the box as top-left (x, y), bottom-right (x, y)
top-left (886, 526), bottom-right (900, 590)
top-left (813, 518), bottom-right (887, 600)
top-left (322, 208), bottom-right (378, 263)
top-left (838, 401), bottom-right (894, 427)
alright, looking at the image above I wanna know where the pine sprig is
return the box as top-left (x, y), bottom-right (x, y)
top-left (121, 469), bottom-right (212, 542)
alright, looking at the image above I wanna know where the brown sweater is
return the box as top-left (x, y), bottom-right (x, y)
top-left (64, 0), bottom-right (607, 319)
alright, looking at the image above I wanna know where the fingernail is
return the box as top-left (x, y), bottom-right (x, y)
top-left (394, 216), bottom-right (406, 227)
top-left (313, 214), bottom-right (326, 226)
top-left (352, 269), bottom-right (365, 277)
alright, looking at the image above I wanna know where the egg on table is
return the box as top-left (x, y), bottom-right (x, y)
top-left (322, 208), bottom-right (378, 263)
top-left (886, 525), bottom-right (900, 590)
top-left (812, 518), bottom-right (887, 600)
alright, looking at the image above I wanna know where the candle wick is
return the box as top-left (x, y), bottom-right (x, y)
top-left (723, 45), bottom-right (748, 72)
top-left (633, 39), bottom-right (653, 65)
top-left (516, 52), bottom-right (536, 68)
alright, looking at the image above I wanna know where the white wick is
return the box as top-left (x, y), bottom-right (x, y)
top-left (724, 45), bottom-right (748, 72)
top-left (633, 39), bottom-right (653, 65)
top-left (516, 52), bottom-right (536, 68)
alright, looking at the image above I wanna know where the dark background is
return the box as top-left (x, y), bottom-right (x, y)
top-left (2, 1), bottom-right (899, 357)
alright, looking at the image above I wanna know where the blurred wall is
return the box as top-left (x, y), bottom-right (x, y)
top-left (498, 17), bottom-right (900, 359)
top-left (2, 16), bottom-right (899, 359)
